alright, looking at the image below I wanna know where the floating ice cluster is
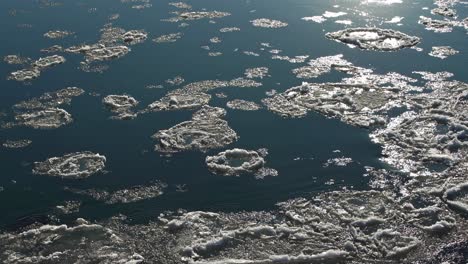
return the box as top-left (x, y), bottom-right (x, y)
top-left (148, 91), bottom-right (211, 112)
top-left (371, 80), bottom-right (468, 177)
top-left (326, 28), bottom-right (420, 51)
top-left (262, 82), bottom-right (394, 128)
top-left (323, 157), bottom-right (353, 167)
top-left (2, 139), bottom-right (32, 149)
top-left (244, 67), bottom-right (269, 79)
top-left (251, 18), bottom-right (288, 28)
top-left (1, 87), bottom-right (83, 129)
top-left (429, 46), bottom-right (459, 59)
top-left (121, 0), bottom-right (152, 9)
top-left (43, 30), bottom-right (74, 39)
top-left (292, 54), bottom-right (362, 79)
top-left (169, 2), bottom-right (192, 9)
top-left (15, 108), bottom-right (73, 130)
top-left (220, 27), bottom-right (240, 33)
top-left (69, 181), bottom-right (167, 204)
top-left (153, 106), bottom-right (238, 153)
top-left (0, 219), bottom-right (144, 263)
top-left (164, 11), bottom-right (231, 23)
top-left (227, 99), bottom-right (262, 111)
top-left (431, 6), bottom-right (456, 17)
top-left (9, 55), bottom-right (66, 82)
top-left (1, 0), bottom-right (468, 263)
top-left (122, 30), bottom-right (148, 45)
top-left (103, 94), bottom-right (139, 120)
top-left (153, 33), bottom-right (183, 43)
top-left (206, 148), bottom-right (277, 178)
top-left (147, 77), bottom-right (261, 113)
top-left (65, 27), bottom-right (146, 72)
top-left (33, 151), bottom-right (107, 179)
top-left (3, 55), bottom-right (30, 65)
top-left (418, 16), bottom-right (465, 33)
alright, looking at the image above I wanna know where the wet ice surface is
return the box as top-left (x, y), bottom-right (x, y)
top-left (103, 94), bottom-right (139, 120)
top-left (326, 28), bottom-right (420, 51)
top-left (8, 55), bottom-right (66, 82)
top-left (152, 106), bottom-right (238, 153)
top-left (429, 46), bottom-right (459, 59)
top-left (33, 151), bottom-right (107, 179)
top-left (0, 0), bottom-right (467, 263)
top-left (1, 87), bottom-right (83, 129)
top-left (206, 148), bottom-right (277, 179)
top-left (67, 181), bottom-right (167, 204)
top-left (2, 139), bottom-right (32, 149)
top-left (3, 55), bottom-right (31, 65)
top-left (244, 67), bottom-right (269, 79)
top-left (226, 99), bottom-right (262, 111)
top-left (251, 18), bottom-right (288, 28)
top-left (43, 30), bottom-right (74, 39)
top-left (153, 32), bottom-right (183, 43)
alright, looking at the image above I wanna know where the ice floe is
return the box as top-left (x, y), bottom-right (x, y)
top-left (15, 108), bottom-right (73, 129)
top-left (103, 94), bottom-right (139, 120)
top-left (418, 16), bottom-right (463, 33)
top-left (0, 220), bottom-right (143, 263)
top-left (3, 55), bottom-right (30, 65)
top-left (244, 67), bottom-right (269, 79)
top-left (152, 106), bottom-right (238, 153)
top-left (55, 201), bottom-right (81, 214)
top-left (206, 148), bottom-right (277, 178)
top-left (429, 46), bottom-right (459, 59)
top-left (70, 181), bottom-right (167, 204)
top-left (153, 32), bottom-right (183, 43)
top-left (8, 55), bottom-right (65, 82)
top-left (220, 27), bottom-right (240, 33)
top-left (43, 30), bottom-right (74, 39)
top-left (326, 28), bottom-right (420, 51)
top-left (2, 139), bottom-right (32, 149)
top-left (33, 151), bottom-right (107, 179)
top-left (227, 99), bottom-right (262, 111)
top-left (65, 26), bottom-right (146, 72)
top-left (148, 91), bottom-right (211, 112)
top-left (251, 18), bottom-right (288, 28)
top-left (1, 87), bottom-right (83, 129)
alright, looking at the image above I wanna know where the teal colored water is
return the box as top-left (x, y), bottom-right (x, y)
top-left (0, 0), bottom-right (466, 228)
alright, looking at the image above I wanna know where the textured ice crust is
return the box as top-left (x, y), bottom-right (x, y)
top-left (418, 16), bottom-right (464, 33)
top-left (69, 181), bottom-right (167, 204)
top-left (33, 151), bottom-right (106, 179)
top-left (251, 18), bottom-right (288, 28)
top-left (244, 67), bottom-right (269, 79)
top-left (291, 54), bottom-right (369, 79)
top-left (148, 92), bottom-right (211, 112)
top-left (326, 28), bottom-right (420, 51)
top-left (103, 94), bottom-right (139, 120)
top-left (254, 63), bottom-right (468, 262)
top-left (206, 148), bottom-right (277, 178)
top-left (0, 220), bottom-right (144, 264)
top-left (65, 27), bottom-right (147, 72)
top-left (1, 87), bottom-right (84, 130)
top-left (9, 55), bottom-right (66, 82)
top-left (2, 139), bottom-right (32, 149)
top-left (15, 108), bottom-right (73, 129)
top-left (146, 77), bottom-right (261, 113)
top-left (262, 82), bottom-right (393, 128)
top-left (429, 46), bottom-right (459, 59)
top-left (43, 30), bottom-right (74, 39)
top-left (2, 0), bottom-right (468, 263)
top-left (226, 99), bottom-right (261, 111)
top-left (163, 10), bottom-right (231, 23)
top-left (153, 106), bottom-right (238, 153)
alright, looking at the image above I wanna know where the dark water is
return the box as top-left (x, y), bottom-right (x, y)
top-left (0, 0), bottom-right (466, 228)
